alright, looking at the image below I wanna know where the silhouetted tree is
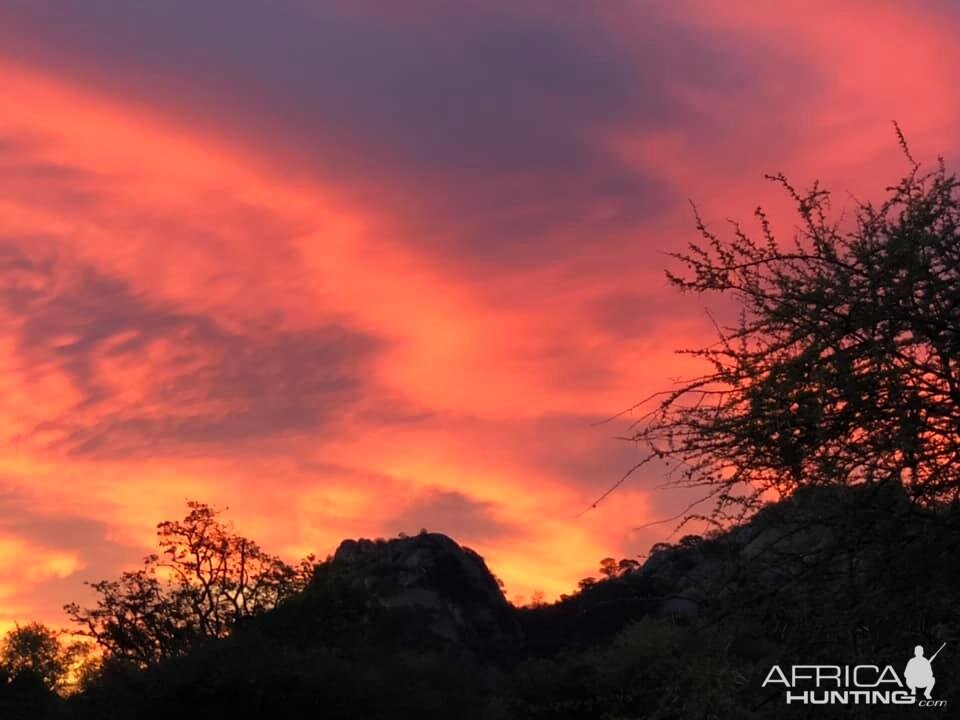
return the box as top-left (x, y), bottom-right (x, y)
top-left (66, 501), bottom-right (315, 666)
top-left (0, 623), bottom-right (70, 693)
top-left (619, 131), bottom-right (960, 522)
top-left (598, 557), bottom-right (619, 579)
top-left (577, 576), bottom-right (597, 591)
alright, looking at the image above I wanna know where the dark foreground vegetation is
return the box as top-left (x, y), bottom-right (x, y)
top-left (4, 136), bottom-right (960, 717)
top-left (2, 484), bottom-right (958, 719)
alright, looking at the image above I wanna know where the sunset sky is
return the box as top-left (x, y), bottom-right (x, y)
top-left (1, 1), bottom-right (959, 633)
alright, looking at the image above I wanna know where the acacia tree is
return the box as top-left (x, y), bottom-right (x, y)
top-left (66, 502), bottom-right (315, 666)
top-left (619, 132), bottom-right (960, 523)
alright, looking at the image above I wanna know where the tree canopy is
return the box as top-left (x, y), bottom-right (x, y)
top-left (0, 623), bottom-right (71, 693)
top-left (66, 501), bottom-right (315, 667)
top-left (622, 134), bottom-right (960, 522)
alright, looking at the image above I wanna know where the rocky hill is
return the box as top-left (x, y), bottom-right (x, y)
top-left (330, 532), bottom-right (521, 657)
top-left (23, 484), bottom-right (960, 719)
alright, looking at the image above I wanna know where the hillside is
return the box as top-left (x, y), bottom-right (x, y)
top-left (6, 483), bottom-right (959, 719)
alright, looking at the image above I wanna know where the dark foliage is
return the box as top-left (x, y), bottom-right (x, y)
top-left (0, 484), bottom-right (955, 719)
top-left (510, 485), bottom-right (960, 719)
top-left (614, 136), bottom-right (960, 522)
top-left (0, 624), bottom-right (71, 693)
top-left (65, 502), bottom-right (315, 667)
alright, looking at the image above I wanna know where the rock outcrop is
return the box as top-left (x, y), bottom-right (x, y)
top-left (637, 481), bottom-right (913, 616)
top-left (331, 532), bottom-right (522, 657)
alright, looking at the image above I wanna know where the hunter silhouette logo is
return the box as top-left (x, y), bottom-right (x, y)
top-left (905, 643), bottom-right (945, 700)
top-left (762, 643), bottom-right (948, 707)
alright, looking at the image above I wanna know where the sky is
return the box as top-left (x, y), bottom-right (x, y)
top-left (1, 0), bottom-right (959, 632)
